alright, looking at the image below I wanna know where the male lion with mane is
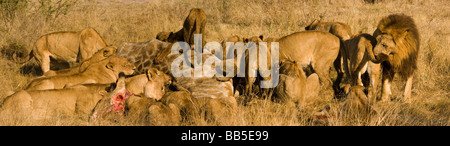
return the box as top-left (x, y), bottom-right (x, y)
top-left (370, 14), bottom-right (420, 102)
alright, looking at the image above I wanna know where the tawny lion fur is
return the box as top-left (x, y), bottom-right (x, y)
top-left (339, 33), bottom-right (381, 100)
top-left (25, 55), bottom-right (135, 91)
top-left (371, 14), bottom-right (420, 101)
top-left (16, 27), bottom-right (110, 73)
top-left (42, 46), bottom-right (117, 77)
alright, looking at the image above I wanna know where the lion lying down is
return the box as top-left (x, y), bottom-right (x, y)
top-left (42, 46), bottom-right (117, 77)
top-left (25, 55), bottom-right (135, 91)
top-left (0, 68), bottom-right (171, 123)
top-left (93, 69), bottom-right (182, 125)
top-left (0, 73), bottom-right (131, 122)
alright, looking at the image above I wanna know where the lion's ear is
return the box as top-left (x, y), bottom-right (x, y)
top-left (105, 62), bottom-right (114, 70)
top-left (259, 35), bottom-right (264, 41)
top-left (146, 70), bottom-right (154, 81)
top-left (103, 50), bottom-right (110, 57)
top-left (243, 38), bottom-right (249, 43)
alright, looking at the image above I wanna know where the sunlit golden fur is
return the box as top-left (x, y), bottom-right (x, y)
top-left (43, 46), bottom-right (117, 77)
top-left (24, 55), bottom-right (135, 91)
top-left (275, 60), bottom-right (320, 104)
top-left (278, 31), bottom-right (340, 89)
top-left (339, 33), bottom-right (380, 99)
top-left (15, 27), bottom-right (109, 73)
top-left (305, 19), bottom-right (352, 40)
top-left (372, 14), bottom-right (420, 101)
top-left (341, 85), bottom-right (375, 116)
top-left (373, 14), bottom-right (420, 79)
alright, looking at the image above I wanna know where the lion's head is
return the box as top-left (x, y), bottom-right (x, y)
top-left (144, 68), bottom-right (171, 100)
top-left (370, 14), bottom-right (420, 78)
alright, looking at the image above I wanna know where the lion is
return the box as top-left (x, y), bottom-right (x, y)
top-left (237, 35), bottom-right (272, 96)
top-left (217, 35), bottom-right (274, 98)
top-left (0, 73), bottom-right (131, 122)
top-left (278, 31), bottom-right (341, 89)
top-left (125, 68), bottom-right (172, 99)
top-left (341, 85), bottom-right (376, 116)
top-left (175, 73), bottom-right (237, 125)
top-left (305, 19), bottom-right (352, 40)
top-left (155, 8), bottom-right (206, 50)
top-left (274, 60), bottom-right (320, 104)
top-left (338, 33), bottom-right (381, 100)
top-left (219, 35), bottom-right (242, 60)
top-left (24, 55), bottom-right (135, 91)
top-left (42, 46), bottom-right (117, 77)
top-left (305, 19), bottom-right (352, 92)
top-left (92, 69), bottom-right (174, 123)
top-left (369, 14), bottom-right (420, 102)
top-left (15, 27), bottom-right (110, 73)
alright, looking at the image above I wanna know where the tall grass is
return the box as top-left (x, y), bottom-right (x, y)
top-left (0, 0), bottom-right (448, 126)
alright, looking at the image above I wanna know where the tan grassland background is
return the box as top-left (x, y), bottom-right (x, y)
top-left (0, 0), bottom-right (448, 125)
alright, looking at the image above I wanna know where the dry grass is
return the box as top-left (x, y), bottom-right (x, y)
top-left (0, 0), bottom-right (448, 126)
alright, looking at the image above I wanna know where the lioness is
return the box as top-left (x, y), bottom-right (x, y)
top-left (125, 68), bottom-right (172, 100)
top-left (176, 75), bottom-right (237, 125)
top-left (237, 35), bottom-right (273, 97)
top-left (124, 96), bottom-right (181, 126)
top-left (339, 33), bottom-right (381, 100)
top-left (274, 60), bottom-right (320, 104)
top-left (305, 19), bottom-right (352, 92)
top-left (341, 85), bottom-right (375, 116)
top-left (16, 27), bottom-right (110, 73)
top-left (42, 46), bottom-right (117, 77)
top-left (278, 31), bottom-right (341, 89)
top-left (94, 69), bottom-right (177, 125)
top-left (25, 55), bottom-right (135, 91)
top-left (0, 74), bottom-right (131, 122)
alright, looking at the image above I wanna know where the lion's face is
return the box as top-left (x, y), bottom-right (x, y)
top-left (105, 56), bottom-right (136, 76)
top-left (373, 34), bottom-right (395, 61)
top-left (144, 69), bottom-right (170, 100)
top-left (154, 69), bottom-right (172, 86)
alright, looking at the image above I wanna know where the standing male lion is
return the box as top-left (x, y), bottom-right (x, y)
top-left (369, 14), bottom-right (420, 102)
top-left (15, 27), bottom-right (110, 73)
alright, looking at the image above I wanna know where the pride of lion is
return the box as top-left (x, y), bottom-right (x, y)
top-left (0, 8), bottom-right (420, 125)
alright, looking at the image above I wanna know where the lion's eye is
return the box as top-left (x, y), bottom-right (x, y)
top-left (382, 44), bottom-right (387, 48)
